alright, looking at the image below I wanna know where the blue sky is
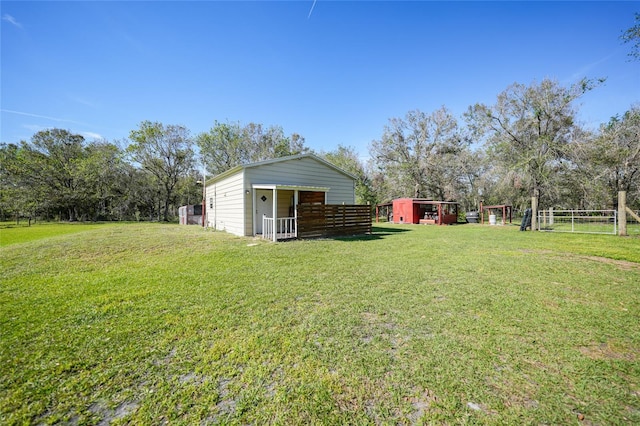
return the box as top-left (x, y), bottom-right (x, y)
top-left (1, 1), bottom-right (638, 159)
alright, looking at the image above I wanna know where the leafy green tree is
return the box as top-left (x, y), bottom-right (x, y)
top-left (79, 141), bottom-right (131, 220)
top-left (0, 143), bottom-right (36, 222)
top-left (621, 12), bottom-right (640, 61)
top-left (175, 169), bottom-right (207, 210)
top-left (196, 121), bottom-right (308, 175)
top-left (118, 167), bottom-right (160, 221)
top-left (455, 148), bottom-right (491, 212)
top-left (15, 129), bottom-right (89, 221)
top-left (465, 78), bottom-right (603, 208)
top-left (572, 106), bottom-right (640, 208)
top-left (195, 121), bottom-right (246, 175)
top-left (242, 123), bottom-right (307, 161)
top-left (1, 130), bottom-right (139, 222)
top-left (128, 121), bottom-right (195, 222)
top-left (369, 107), bottom-right (469, 202)
top-left (320, 145), bottom-right (376, 206)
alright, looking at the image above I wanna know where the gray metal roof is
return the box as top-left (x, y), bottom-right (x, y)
top-left (205, 153), bottom-right (358, 185)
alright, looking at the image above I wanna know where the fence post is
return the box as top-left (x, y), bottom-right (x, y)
top-left (618, 191), bottom-right (627, 236)
top-left (531, 195), bottom-right (538, 231)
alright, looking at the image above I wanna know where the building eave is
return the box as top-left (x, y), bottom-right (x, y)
top-left (205, 153), bottom-right (357, 188)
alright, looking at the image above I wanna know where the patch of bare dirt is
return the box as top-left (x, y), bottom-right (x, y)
top-left (518, 249), bottom-right (640, 271)
top-left (88, 401), bottom-right (139, 425)
top-left (578, 341), bottom-right (637, 361)
top-left (577, 255), bottom-right (640, 271)
top-left (407, 388), bottom-right (438, 423)
top-left (360, 312), bottom-right (405, 357)
top-left (215, 378), bottom-right (236, 415)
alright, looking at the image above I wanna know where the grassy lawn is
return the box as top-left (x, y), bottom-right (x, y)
top-left (0, 222), bottom-right (109, 247)
top-left (1, 223), bottom-right (639, 425)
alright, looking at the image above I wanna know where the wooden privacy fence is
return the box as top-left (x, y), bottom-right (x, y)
top-left (297, 204), bottom-right (372, 238)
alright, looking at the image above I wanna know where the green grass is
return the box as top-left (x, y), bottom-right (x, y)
top-left (0, 222), bottom-right (109, 247)
top-left (1, 223), bottom-right (639, 425)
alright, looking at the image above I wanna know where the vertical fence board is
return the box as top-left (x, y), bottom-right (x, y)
top-left (297, 204), bottom-right (371, 238)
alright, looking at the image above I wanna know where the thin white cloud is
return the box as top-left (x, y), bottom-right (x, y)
top-left (81, 131), bottom-right (103, 140)
top-left (308, 0), bottom-right (318, 19)
top-left (565, 52), bottom-right (616, 84)
top-left (2, 13), bottom-right (22, 29)
top-left (18, 124), bottom-right (103, 141)
top-left (68, 95), bottom-right (99, 109)
top-left (1, 109), bottom-right (88, 126)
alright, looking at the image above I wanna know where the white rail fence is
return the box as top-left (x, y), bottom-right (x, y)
top-left (262, 217), bottom-right (297, 241)
top-left (537, 209), bottom-right (617, 235)
top-left (630, 210), bottom-right (640, 235)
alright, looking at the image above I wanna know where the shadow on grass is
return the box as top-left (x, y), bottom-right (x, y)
top-left (329, 223), bottom-right (483, 242)
top-left (331, 226), bottom-right (412, 242)
top-left (286, 226), bottom-right (412, 243)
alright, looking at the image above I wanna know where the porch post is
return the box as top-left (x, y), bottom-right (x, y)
top-left (252, 188), bottom-right (257, 236)
top-left (294, 190), bottom-right (299, 238)
top-left (272, 188), bottom-right (278, 242)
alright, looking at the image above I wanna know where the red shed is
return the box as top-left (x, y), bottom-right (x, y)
top-left (389, 198), bottom-right (459, 225)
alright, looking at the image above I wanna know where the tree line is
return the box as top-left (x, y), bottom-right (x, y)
top-left (0, 120), bottom-right (308, 223)
top-left (370, 78), bottom-right (639, 214)
top-left (1, 77), bottom-right (638, 223)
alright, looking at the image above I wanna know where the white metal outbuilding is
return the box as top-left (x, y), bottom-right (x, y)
top-left (204, 154), bottom-right (356, 239)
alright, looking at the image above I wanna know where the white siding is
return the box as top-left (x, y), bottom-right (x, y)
top-left (205, 170), bottom-right (247, 236)
top-left (205, 155), bottom-right (356, 238)
top-left (246, 157), bottom-right (355, 204)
